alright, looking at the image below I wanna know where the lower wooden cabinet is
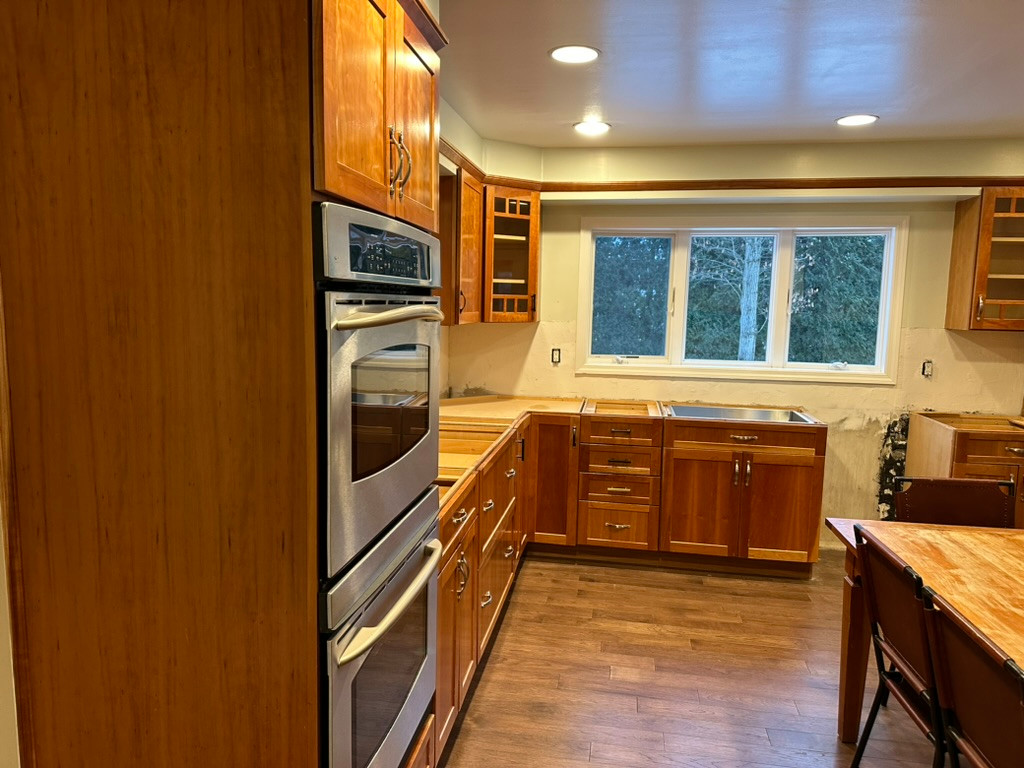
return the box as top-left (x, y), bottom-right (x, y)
top-left (525, 414), bottom-right (580, 545)
top-left (578, 501), bottom-right (656, 550)
top-left (661, 446), bottom-right (739, 557)
top-left (403, 714), bottom-right (435, 768)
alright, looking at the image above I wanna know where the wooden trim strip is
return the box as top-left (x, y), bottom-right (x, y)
top-left (439, 138), bottom-right (484, 182)
top-left (540, 176), bottom-right (1024, 192)
top-left (483, 174), bottom-right (543, 192)
top-left (396, 0), bottom-right (448, 50)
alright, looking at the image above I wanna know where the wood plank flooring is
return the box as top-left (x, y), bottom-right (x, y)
top-left (441, 549), bottom-right (935, 768)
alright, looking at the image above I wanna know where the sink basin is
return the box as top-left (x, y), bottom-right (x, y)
top-left (669, 404), bottom-right (814, 424)
top-left (352, 392), bottom-right (414, 407)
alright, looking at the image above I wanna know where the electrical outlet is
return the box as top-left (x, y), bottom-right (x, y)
top-left (550, 348), bottom-right (561, 364)
top-left (921, 359), bottom-right (934, 378)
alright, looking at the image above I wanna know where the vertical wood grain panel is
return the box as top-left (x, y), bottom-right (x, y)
top-left (0, 2), bottom-right (318, 765)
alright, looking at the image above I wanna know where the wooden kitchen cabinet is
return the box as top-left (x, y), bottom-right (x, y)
top-left (315, 0), bottom-right (441, 232)
top-left (660, 414), bottom-right (827, 562)
top-left (484, 184), bottom-right (540, 322)
top-left (525, 414), bottom-right (580, 546)
top-left (906, 412), bottom-right (1024, 527)
top-left (438, 170), bottom-right (484, 325)
top-left (946, 187), bottom-right (1024, 330)
top-left (403, 714), bottom-right (435, 768)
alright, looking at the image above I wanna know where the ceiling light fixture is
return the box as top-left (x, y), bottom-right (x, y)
top-left (550, 45), bottom-right (600, 64)
top-left (836, 114), bottom-right (879, 127)
top-left (573, 120), bottom-right (610, 137)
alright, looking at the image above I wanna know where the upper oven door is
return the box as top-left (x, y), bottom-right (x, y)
top-left (326, 292), bottom-right (442, 580)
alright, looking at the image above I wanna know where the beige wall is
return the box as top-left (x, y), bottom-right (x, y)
top-left (1, 516), bottom-right (19, 767)
top-left (445, 199), bottom-right (1024, 544)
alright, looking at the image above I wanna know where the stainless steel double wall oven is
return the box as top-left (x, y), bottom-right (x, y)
top-left (316, 202), bottom-right (443, 768)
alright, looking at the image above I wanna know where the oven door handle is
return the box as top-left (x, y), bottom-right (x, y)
top-left (332, 305), bottom-right (444, 331)
top-left (335, 538), bottom-right (442, 667)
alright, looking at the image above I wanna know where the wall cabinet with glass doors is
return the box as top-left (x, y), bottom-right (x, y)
top-left (484, 185), bottom-right (540, 322)
top-left (946, 187), bottom-right (1024, 330)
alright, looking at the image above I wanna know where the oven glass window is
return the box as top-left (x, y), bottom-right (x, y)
top-left (351, 344), bottom-right (430, 481)
top-left (349, 224), bottom-right (431, 281)
top-left (351, 584), bottom-right (427, 768)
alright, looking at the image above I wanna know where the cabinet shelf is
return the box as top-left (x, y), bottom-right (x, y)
top-left (492, 278), bottom-right (526, 285)
top-left (991, 237), bottom-right (1024, 243)
top-left (988, 274), bottom-right (1024, 280)
top-left (493, 234), bottom-right (527, 242)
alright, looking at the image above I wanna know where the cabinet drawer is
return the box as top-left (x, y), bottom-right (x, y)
top-left (664, 421), bottom-right (823, 454)
top-left (581, 445), bottom-right (661, 475)
top-left (579, 473), bottom-right (660, 505)
top-left (439, 473), bottom-right (478, 560)
top-left (478, 438), bottom-right (517, 548)
top-left (581, 416), bottom-right (663, 447)
top-left (578, 502), bottom-right (656, 550)
top-left (955, 432), bottom-right (1024, 463)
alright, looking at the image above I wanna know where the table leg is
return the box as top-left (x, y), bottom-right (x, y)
top-left (837, 547), bottom-right (870, 743)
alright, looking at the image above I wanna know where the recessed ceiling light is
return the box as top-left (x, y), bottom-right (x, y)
top-left (836, 114), bottom-right (879, 127)
top-left (550, 45), bottom-right (600, 64)
top-left (574, 120), bottom-right (610, 137)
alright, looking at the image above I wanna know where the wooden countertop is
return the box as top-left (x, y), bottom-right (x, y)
top-left (439, 395), bottom-right (584, 422)
top-left (912, 411), bottom-right (1024, 433)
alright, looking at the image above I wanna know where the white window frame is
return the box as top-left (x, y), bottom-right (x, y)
top-left (576, 214), bottom-right (909, 385)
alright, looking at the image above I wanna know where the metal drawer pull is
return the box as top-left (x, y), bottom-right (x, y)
top-left (505, 468), bottom-right (517, 478)
top-left (336, 539), bottom-right (442, 666)
top-left (481, 591), bottom-right (493, 608)
top-left (730, 434), bottom-right (758, 442)
top-left (504, 545), bottom-right (515, 559)
top-left (607, 486), bottom-right (632, 494)
top-left (745, 459), bottom-right (752, 487)
top-left (482, 499), bottom-right (495, 511)
top-left (452, 508), bottom-right (469, 525)
top-left (333, 304), bottom-right (444, 330)
top-left (605, 523), bottom-right (631, 531)
top-left (733, 460), bottom-right (740, 486)
top-left (606, 457), bottom-right (632, 465)
top-left (976, 294), bottom-right (986, 321)
top-left (1005, 447), bottom-right (1024, 456)
top-left (609, 428), bottom-right (632, 435)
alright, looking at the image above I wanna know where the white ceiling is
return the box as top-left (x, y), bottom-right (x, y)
top-left (438, 0), bottom-right (1024, 148)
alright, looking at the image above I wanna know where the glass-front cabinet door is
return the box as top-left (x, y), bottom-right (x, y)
top-left (974, 187), bottom-right (1024, 329)
top-left (483, 185), bottom-right (540, 323)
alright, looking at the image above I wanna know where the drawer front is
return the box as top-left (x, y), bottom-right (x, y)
top-left (581, 445), bottom-right (661, 475)
top-left (664, 421), bottom-right (823, 454)
top-left (581, 416), bottom-right (663, 447)
top-left (579, 473), bottom-right (660, 505)
top-left (956, 432), bottom-right (1024, 463)
top-left (478, 440), bottom-right (517, 548)
top-left (439, 474), bottom-right (478, 559)
top-left (579, 502), bottom-right (655, 550)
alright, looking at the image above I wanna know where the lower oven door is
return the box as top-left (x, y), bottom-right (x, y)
top-left (325, 523), bottom-right (441, 768)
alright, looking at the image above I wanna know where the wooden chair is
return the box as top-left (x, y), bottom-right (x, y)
top-left (923, 587), bottom-right (1024, 768)
top-left (852, 525), bottom-right (947, 768)
top-left (894, 477), bottom-right (1014, 528)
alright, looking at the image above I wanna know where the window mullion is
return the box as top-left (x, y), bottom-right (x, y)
top-left (770, 231), bottom-right (795, 368)
top-left (667, 232), bottom-right (688, 364)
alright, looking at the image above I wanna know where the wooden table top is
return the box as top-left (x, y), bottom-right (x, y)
top-left (826, 517), bottom-right (1024, 665)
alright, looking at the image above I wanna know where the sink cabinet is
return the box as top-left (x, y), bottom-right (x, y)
top-left (661, 415), bottom-right (827, 562)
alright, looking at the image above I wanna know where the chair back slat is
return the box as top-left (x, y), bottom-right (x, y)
top-left (894, 477), bottom-right (1013, 528)
top-left (924, 588), bottom-right (1024, 768)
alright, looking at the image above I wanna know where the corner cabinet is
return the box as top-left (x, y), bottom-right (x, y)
top-left (946, 187), bottom-right (1024, 330)
top-left (438, 169), bottom-right (484, 325)
top-left (314, 0), bottom-right (441, 233)
top-left (484, 185), bottom-right (540, 322)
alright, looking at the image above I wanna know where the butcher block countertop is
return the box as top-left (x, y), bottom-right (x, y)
top-left (439, 395), bottom-right (585, 422)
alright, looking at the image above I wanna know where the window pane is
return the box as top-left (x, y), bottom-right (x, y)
top-left (685, 235), bottom-right (775, 362)
top-left (789, 235), bottom-right (886, 366)
top-left (591, 236), bottom-right (671, 356)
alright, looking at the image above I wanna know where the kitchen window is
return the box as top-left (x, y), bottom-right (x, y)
top-left (578, 216), bottom-right (907, 383)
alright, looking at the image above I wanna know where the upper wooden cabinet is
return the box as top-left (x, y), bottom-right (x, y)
top-left (315, 0), bottom-right (440, 233)
top-left (484, 185), bottom-right (540, 322)
top-left (438, 170), bottom-right (484, 325)
top-left (946, 187), bottom-right (1024, 331)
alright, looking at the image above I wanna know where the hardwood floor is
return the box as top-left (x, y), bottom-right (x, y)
top-left (441, 549), bottom-right (936, 768)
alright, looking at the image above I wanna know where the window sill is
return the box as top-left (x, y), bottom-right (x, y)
top-left (576, 362), bottom-right (896, 386)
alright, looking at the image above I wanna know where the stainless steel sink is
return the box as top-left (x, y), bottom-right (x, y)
top-left (669, 404), bottom-right (814, 424)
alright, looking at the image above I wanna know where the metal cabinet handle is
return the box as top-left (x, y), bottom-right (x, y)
top-left (387, 125), bottom-right (403, 198)
top-left (1005, 446), bottom-right (1024, 456)
top-left (516, 437), bottom-right (525, 461)
top-left (605, 523), bottom-right (631, 531)
top-left (482, 499), bottom-right (495, 511)
top-left (333, 304), bottom-right (444, 330)
top-left (607, 457), bottom-right (632, 465)
top-left (456, 554), bottom-right (468, 598)
top-left (733, 460), bottom-right (740, 486)
top-left (976, 294), bottom-right (986, 322)
top-left (609, 428), bottom-right (632, 435)
top-left (503, 545), bottom-right (515, 559)
top-left (571, 426), bottom-right (577, 447)
top-left (459, 290), bottom-right (467, 313)
top-left (481, 591), bottom-right (493, 608)
top-left (452, 508), bottom-right (469, 525)
top-left (730, 435), bottom-right (758, 442)
top-left (336, 539), bottom-right (442, 666)
top-left (745, 459), bottom-right (752, 487)
top-left (606, 486), bottom-right (632, 494)
top-left (505, 468), bottom-right (517, 478)
top-left (398, 130), bottom-right (413, 200)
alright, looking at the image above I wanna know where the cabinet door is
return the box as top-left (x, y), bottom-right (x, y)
top-left (971, 187), bottom-right (1024, 330)
top-left (393, 11), bottom-right (439, 232)
top-left (456, 520), bottom-right (479, 707)
top-left (484, 185), bottom-right (540, 322)
top-left (660, 447), bottom-right (739, 557)
top-left (402, 714), bottom-right (434, 768)
top-left (527, 414), bottom-right (580, 546)
top-left (477, 526), bottom-right (511, 656)
top-left (457, 172), bottom-right (484, 324)
top-left (741, 452), bottom-right (824, 562)
top-left (435, 549), bottom-right (460, 752)
top-left (315, 0), bottom-right (396, 213)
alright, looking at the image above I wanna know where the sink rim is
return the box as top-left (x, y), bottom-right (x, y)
top-left (667, 404), bottom-right (815, 424)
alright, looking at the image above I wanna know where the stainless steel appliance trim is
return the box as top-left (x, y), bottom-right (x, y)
top-left (320, 202), bottom-right (441, 288)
